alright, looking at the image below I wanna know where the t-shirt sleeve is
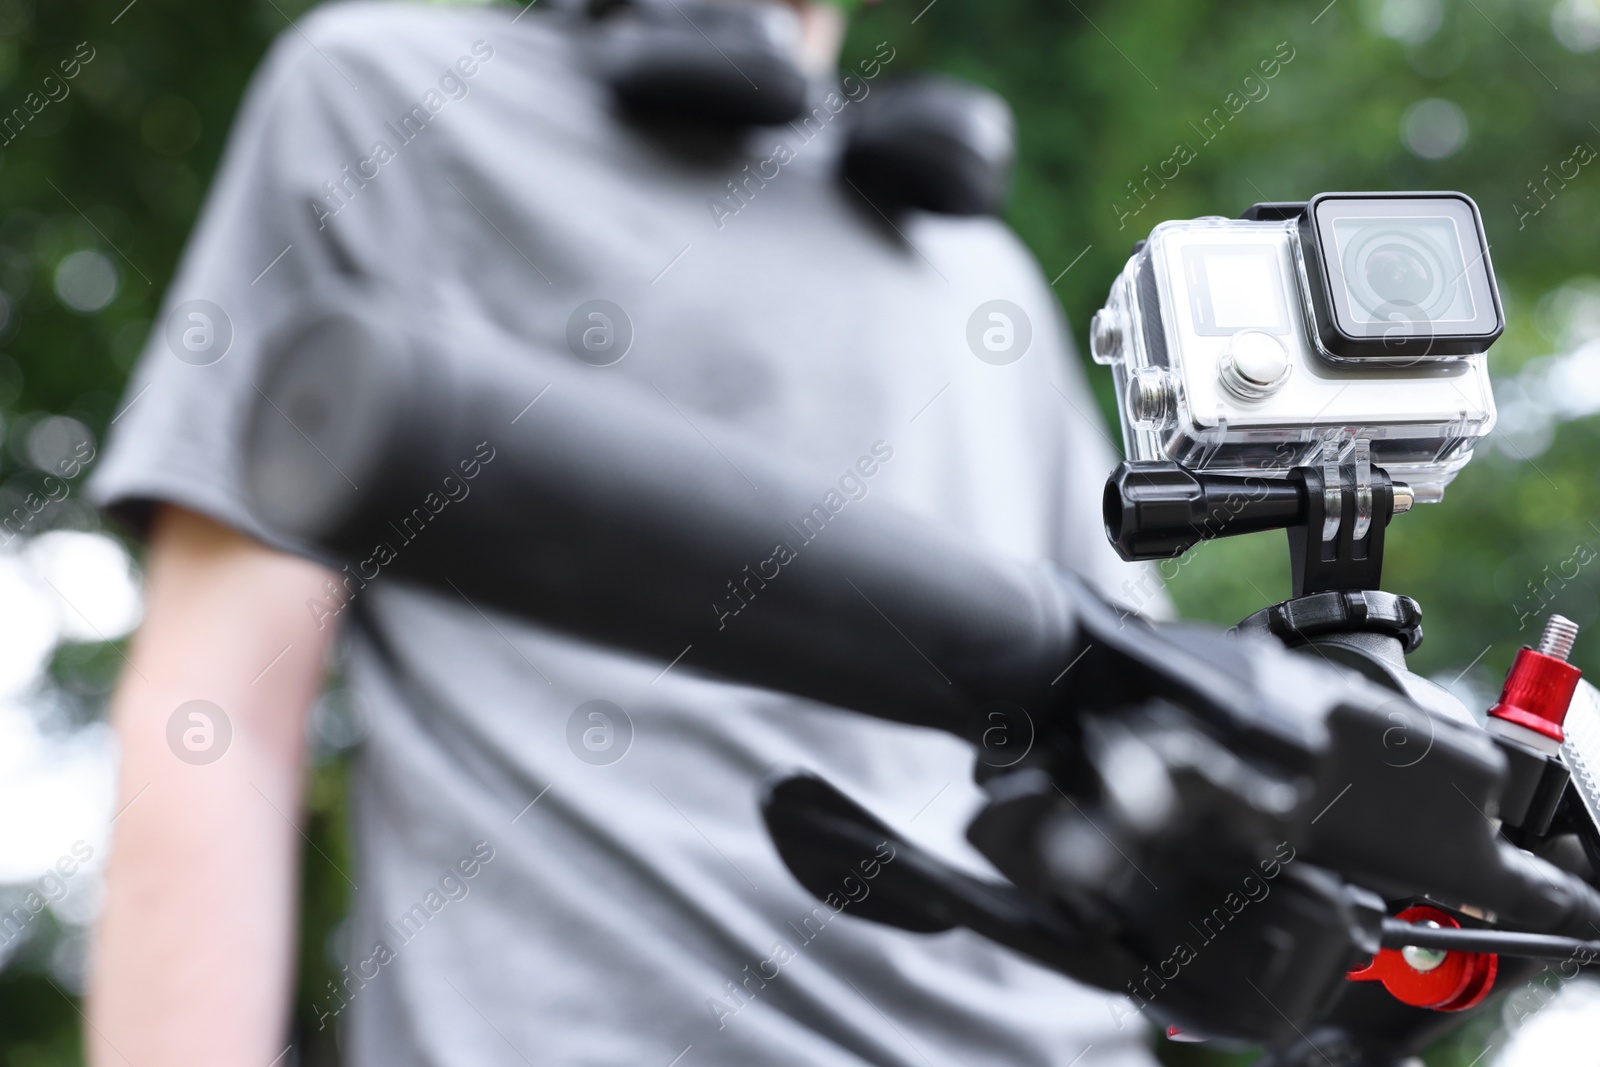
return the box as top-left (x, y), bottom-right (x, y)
top-left (87, 13), bottom-right (407, 552)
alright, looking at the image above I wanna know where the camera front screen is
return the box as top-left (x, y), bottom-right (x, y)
top-left (1304, 193), bottom-right (1503, 359)
top-left (1182, 244), bottom-right (1291, 336)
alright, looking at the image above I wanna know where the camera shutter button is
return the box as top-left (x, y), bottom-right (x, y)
top-left (1219, 330), bottom-right (1291, 401)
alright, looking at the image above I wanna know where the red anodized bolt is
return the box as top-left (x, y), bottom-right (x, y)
top-left (1487, 615), bottom-right (1582, 749)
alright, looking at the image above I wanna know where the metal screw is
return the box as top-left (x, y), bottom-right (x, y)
top-left (1400, 922), bottom-right (1447, 973)
top-left (1391, 484), bottom-right (1415, 516)
top-left (1537, 615), bottom-right (1580, 662)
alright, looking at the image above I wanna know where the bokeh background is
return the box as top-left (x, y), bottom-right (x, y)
top-left (1, 0), bottom-right (1598, 1063)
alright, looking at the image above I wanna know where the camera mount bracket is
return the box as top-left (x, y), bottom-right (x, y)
top-left (1286, 450), bottom-right (1392, 596)
top-left (1104, 457), bottom-right (1424, 655)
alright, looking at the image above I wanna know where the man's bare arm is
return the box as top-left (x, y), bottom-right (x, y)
top-left (86, 505), bottom-right (338, 1067)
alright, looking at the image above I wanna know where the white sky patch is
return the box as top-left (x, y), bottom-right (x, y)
top-left (1494, 977), bottom-right (1600, 1066)
top-left (0, 556), bottom-right (60, 699)
top-left (0, 709), bottom-right (114, 884)
top-left (27, 531), bottom-right (143, 643)
top-left (1493, 279), bottom-right (1600, 460)
top-left (0, 530), bottom-right (141, 909)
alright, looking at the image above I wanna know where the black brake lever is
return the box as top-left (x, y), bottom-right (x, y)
top-left (760, 772), bottom-right (1099, 971)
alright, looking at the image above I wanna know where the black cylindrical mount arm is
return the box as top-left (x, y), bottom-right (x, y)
top-left (1103, 461), bottom-right (1305, 560)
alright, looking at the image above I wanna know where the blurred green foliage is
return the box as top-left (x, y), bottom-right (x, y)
top-left (3, 0), bottom-right (1598, 1064)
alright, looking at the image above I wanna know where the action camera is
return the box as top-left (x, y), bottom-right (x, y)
top-left (1090, 192), bottom-right (1502, 503)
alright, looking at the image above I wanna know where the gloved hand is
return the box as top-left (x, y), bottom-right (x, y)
top-left (956, 579), bottom-right (1600, 1044)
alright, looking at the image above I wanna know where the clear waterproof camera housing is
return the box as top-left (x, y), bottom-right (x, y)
top-left (1090, 192), bottom-right (1502, 503)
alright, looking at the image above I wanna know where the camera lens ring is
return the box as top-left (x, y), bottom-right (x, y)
top-left (1307, 193), bottom-right (1503, 360)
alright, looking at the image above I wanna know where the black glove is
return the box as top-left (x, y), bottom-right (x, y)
top-left (967, 585), bottom-right (1600, 1043)
top-left (769, 585), bottom-right (1600, 1046)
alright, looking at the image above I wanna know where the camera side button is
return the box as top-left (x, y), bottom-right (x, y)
top-left (1218, 329), bottom-right (1291, 401)
top-left (1126, 366), bottom-right (1175, 427)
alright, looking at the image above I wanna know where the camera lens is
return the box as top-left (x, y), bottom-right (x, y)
top-left (1364, 243), bottom-right (1434, 308)
top-left (1337, 222), bottom-right (1461, 324)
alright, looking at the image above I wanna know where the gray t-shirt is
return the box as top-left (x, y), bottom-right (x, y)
top-left (91, 3), bottom-right (1164, 1065)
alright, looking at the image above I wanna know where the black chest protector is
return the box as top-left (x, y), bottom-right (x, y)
top-left (570, 0), bottom-right (1015, 216)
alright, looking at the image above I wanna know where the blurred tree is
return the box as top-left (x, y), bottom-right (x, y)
top-left (3, 0), bottom-right (1598, 1065)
